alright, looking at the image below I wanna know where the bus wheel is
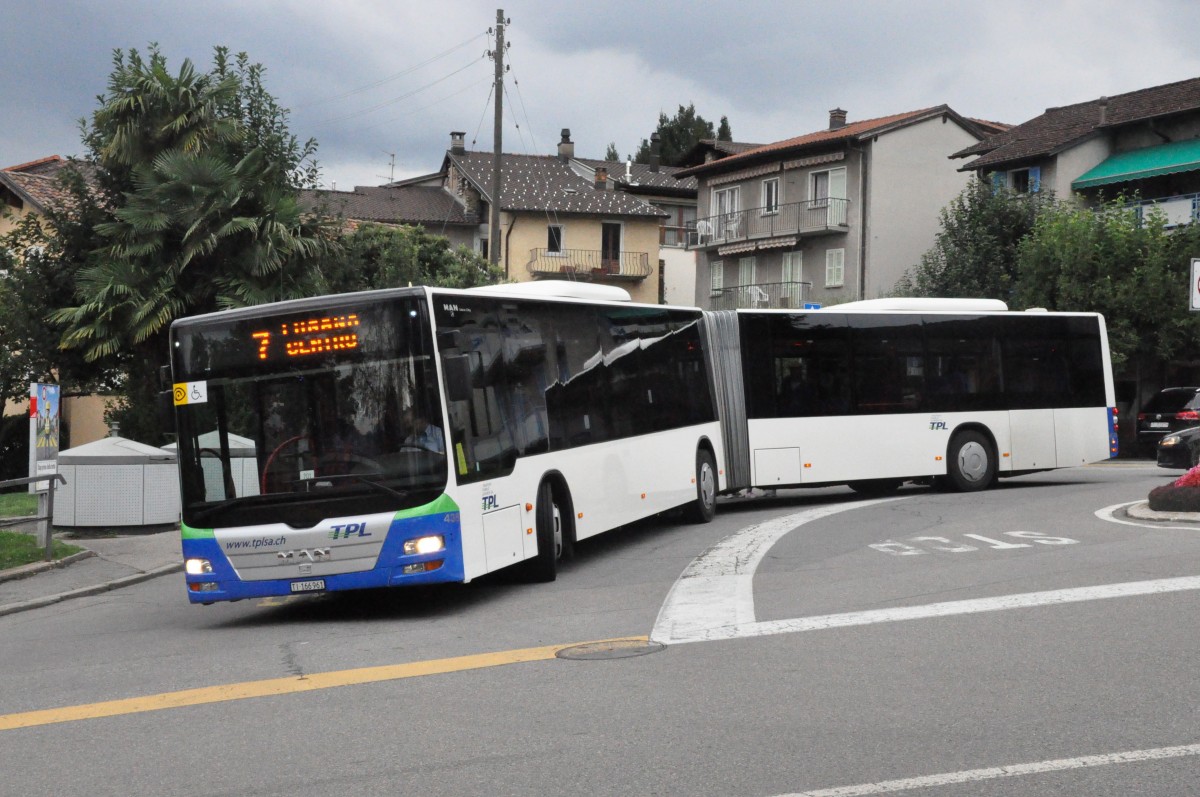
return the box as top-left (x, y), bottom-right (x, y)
top-left (684, 449), bottom-right (717, 523)
top-left (946, 431), bottom-right (996, 492)
top-left (525, 480), bottom-right (563, 582)
top-left (848, 478), bottom-right (902, 496)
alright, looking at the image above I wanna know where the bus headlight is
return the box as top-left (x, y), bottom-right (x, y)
top-left (403, 535), bottom-right (445, 555)
top-left (186, 558), bottom-right (214, 575)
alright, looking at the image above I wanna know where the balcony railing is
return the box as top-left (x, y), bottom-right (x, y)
top-left (660, 224), bottom-right (688, 248)
top-left (687, 199), bottom-right (850, 249)
top-left (1124, 193), bottom-right (1200, 227)
top-left (709, 281), bottom-right (813, 310)
top-left (527, 248), bottom-right (652, 281)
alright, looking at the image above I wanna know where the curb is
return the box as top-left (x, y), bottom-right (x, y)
top-left (1125, 500), bottom-right (1200, 524)
top-left (0, 550), bottom-right (97, 584)
top-left (0, 563), bottom-right (183, 618)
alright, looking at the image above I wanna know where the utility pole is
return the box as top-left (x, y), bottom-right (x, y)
top-left (488, 9), bottom-right (506, 267)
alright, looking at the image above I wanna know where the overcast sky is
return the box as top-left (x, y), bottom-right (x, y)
top-left (6, 0), bottom-right (1200, 190)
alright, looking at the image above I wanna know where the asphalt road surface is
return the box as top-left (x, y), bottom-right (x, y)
top-left (3, 462), bottom-right (1198, 796)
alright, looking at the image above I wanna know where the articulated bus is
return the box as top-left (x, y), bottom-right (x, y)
top-left (708, 298), bottom-right (1119, 496)
top-left (170, 283), bottom-right (723, 603)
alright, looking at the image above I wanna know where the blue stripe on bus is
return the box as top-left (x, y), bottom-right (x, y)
top-left (181, 511), bottom-right (465, 603)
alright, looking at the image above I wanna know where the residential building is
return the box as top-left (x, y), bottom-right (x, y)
top-left (953, 76), bottom-right (1200, 227)
top-left (303, 130), bottom-right (697, 305)
top-left (677, 107), bottom-right (999, 309)
top-left (0, 156), bottom-right (112, 446)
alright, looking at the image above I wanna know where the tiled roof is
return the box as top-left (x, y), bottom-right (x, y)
top-left (573, 158), bottom-right (697, 192)
top-left (450, 151), bottom-right (666, 217)
top-left (1, 156), bottom-right (99, 214)
top-left (300, 185), bottom-right (473, 225)
top-left (676, 107), bottom-right (955, 177)
top-left (953, 76), bottom-right (1200, 170)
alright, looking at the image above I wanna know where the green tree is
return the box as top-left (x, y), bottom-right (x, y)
top-left (632, 104), bottom-right (730, 166)
top-left (604, 142), bottom-right (621, 162)
top-left (894, 177), bottom-right (1055, 300)
top-left (1015, 200), bottom-right (1200, 375)
top-left (317, 224), bottom-right (503, 294)
top-left (53, 45), bottom-right (334, 443)
top-left (0, 166), bottom-right (118, 404)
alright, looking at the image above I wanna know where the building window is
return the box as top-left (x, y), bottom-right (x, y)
top-left (762, 178), bottom-right (779, 215)
top-left (825, 249), bottom-right (845, 288)
top-left (993, 167), bottom-right (1041, 194)
top-left (782, 251), bottom-right (804, 307)
top-left (738, 256), bottom-right (756, 286)
top-left (547, 225), bottom-right (564, 254)
top-left (710, 260), bottom-right (724, 295)
top-left (810, 167), bottom-right (847, 204)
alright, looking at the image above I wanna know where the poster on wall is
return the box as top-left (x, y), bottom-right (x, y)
top-left (28, 382), bottom-right (60, 493)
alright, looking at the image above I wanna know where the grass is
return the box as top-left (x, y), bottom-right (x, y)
top-left (0, 530), bottom-right (84, 570)
top-left (0, 492), bottom-right (38, 518)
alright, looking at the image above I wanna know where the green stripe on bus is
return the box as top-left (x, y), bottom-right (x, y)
top-left (394, 493), bottom-right (459, 520)
top-left (181, 521), bottom-right (214, 540)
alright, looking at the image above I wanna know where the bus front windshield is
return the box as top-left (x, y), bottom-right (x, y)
top-left (173, 301), bottom-right (447, 529)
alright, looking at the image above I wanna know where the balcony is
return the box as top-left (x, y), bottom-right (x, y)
top-left (687, 199), bottom-right (850, 250)
top-left (1125, 193), bottom-right (1200, 227)
top-left (709, 281), bottom-right (813, 310)
top-left (527, 248), bottom-right (652, 281)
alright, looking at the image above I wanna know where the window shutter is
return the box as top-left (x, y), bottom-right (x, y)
top-left (1028, 166), bottom-right (1041, 193)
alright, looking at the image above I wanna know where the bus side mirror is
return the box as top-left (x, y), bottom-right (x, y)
top-left (157, 390), bottom-right (175, 430)
top-left (442, 354), bottom-right (472, 402)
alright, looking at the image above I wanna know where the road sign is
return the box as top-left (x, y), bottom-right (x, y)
top-left (1191, 258), bottom-right (1200, 311)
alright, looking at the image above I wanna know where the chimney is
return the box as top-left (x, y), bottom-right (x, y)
top-left (829, 108), bottom-right (847, 130)
top-left (1098, 97), bottom-right (1109, 125)
top-left (595, 166), bottom-right (608, 190)
top-left (558, 128), bottom-right (574, 160)
top-left (649, 132), bottom-right (661, 172)
top-left (450, 131), bottom-right (466, 155)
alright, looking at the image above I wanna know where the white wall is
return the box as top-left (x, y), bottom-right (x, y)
top-left (866, 117), bottom-right (981, 298)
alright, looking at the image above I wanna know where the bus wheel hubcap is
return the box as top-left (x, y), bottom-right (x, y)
top-left (959, 442), bottom-right (988, 482)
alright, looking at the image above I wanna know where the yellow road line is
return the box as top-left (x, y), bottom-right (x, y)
top-left (0, 636), bottom-right (648, 732)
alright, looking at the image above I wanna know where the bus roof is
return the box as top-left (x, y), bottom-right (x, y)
top-left (465, 280), bottom-right (631, 302)
top-left (817, 298), bottom-right (1010, 313)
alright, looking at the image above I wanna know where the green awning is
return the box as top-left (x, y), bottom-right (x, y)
top-left (1073, 138), bottom-right (1200, 189)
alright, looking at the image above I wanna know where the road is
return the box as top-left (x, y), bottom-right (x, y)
top-left (3, 462), bottom-right (1198, 796)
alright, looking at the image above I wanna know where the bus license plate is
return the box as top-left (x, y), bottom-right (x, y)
top-left (290, 579), bottom-right (325, 593)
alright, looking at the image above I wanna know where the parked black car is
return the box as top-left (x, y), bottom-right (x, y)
top-left (1157, 425), bottom-right (1200, 470)
top-left (1137, 387), bottom-right (1200, 455)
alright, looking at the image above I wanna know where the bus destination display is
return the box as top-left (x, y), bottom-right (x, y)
top-left (251, 313), bottom-right (360, 360)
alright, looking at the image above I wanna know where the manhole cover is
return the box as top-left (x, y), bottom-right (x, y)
top-left (556, 639), bottom-right (666, 660)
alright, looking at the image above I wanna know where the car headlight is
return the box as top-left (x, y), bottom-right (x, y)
top-left (1161, 435), bottom-right (1181, 447)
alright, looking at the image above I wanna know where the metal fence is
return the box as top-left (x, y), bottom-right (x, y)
top-left (0, 474), bottom-right (66, 561)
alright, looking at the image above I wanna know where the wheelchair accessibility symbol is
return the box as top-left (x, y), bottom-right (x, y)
top-left (172, 381), bottom-right (208, 406)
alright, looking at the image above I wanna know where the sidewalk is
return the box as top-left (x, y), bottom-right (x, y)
top-left (0, 526), bottom-right (182, 617)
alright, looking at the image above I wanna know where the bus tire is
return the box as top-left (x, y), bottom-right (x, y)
top-left (524, 480), bottom-right (563, 582)
top-left (946, 430), bottom-right (996, 492)
top-left (684, 448), bottom-right (717, 523)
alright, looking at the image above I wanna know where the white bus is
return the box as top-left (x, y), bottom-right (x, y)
top-left (170, 283), bottom-right (723, 603)
top-left (706, 299), bottom-right (1118, 495)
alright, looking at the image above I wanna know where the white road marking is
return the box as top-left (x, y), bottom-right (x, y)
top-left (1096, 501), bottom-right (1200, 531)
top-left (651, 499), bottom-right (896, 644)
top-left (773, 743), bottom-right (1200, 796)
top-left (652, 499), bottom-right (1200, 645)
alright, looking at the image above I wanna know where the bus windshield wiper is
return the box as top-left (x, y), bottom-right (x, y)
top-left (300, 472), bottom-right (410, 500)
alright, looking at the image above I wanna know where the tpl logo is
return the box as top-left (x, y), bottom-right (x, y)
top-left (328, 522), bottom-right (371, 540)
top-left (482, 494), bottom-right (498, 511)
top-left (929, 421), bottom-right (948, 431)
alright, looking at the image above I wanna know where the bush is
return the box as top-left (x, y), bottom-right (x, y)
top-left (1148, 465), bottom-right (1200, 512)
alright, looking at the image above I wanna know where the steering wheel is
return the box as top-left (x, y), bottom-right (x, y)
top-left (260, 435), bottom-right (311, 493)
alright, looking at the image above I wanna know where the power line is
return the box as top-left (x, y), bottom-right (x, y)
top-left (312, 55), bottom-right (488, 126)
top-left (293, 32), bottom-right (489, 110)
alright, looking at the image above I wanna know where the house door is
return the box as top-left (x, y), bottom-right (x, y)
top-left (601, 222), bottom-right (621, 274)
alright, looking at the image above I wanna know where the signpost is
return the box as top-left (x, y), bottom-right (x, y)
top-left (28, 383), bottom-right (61, 553)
